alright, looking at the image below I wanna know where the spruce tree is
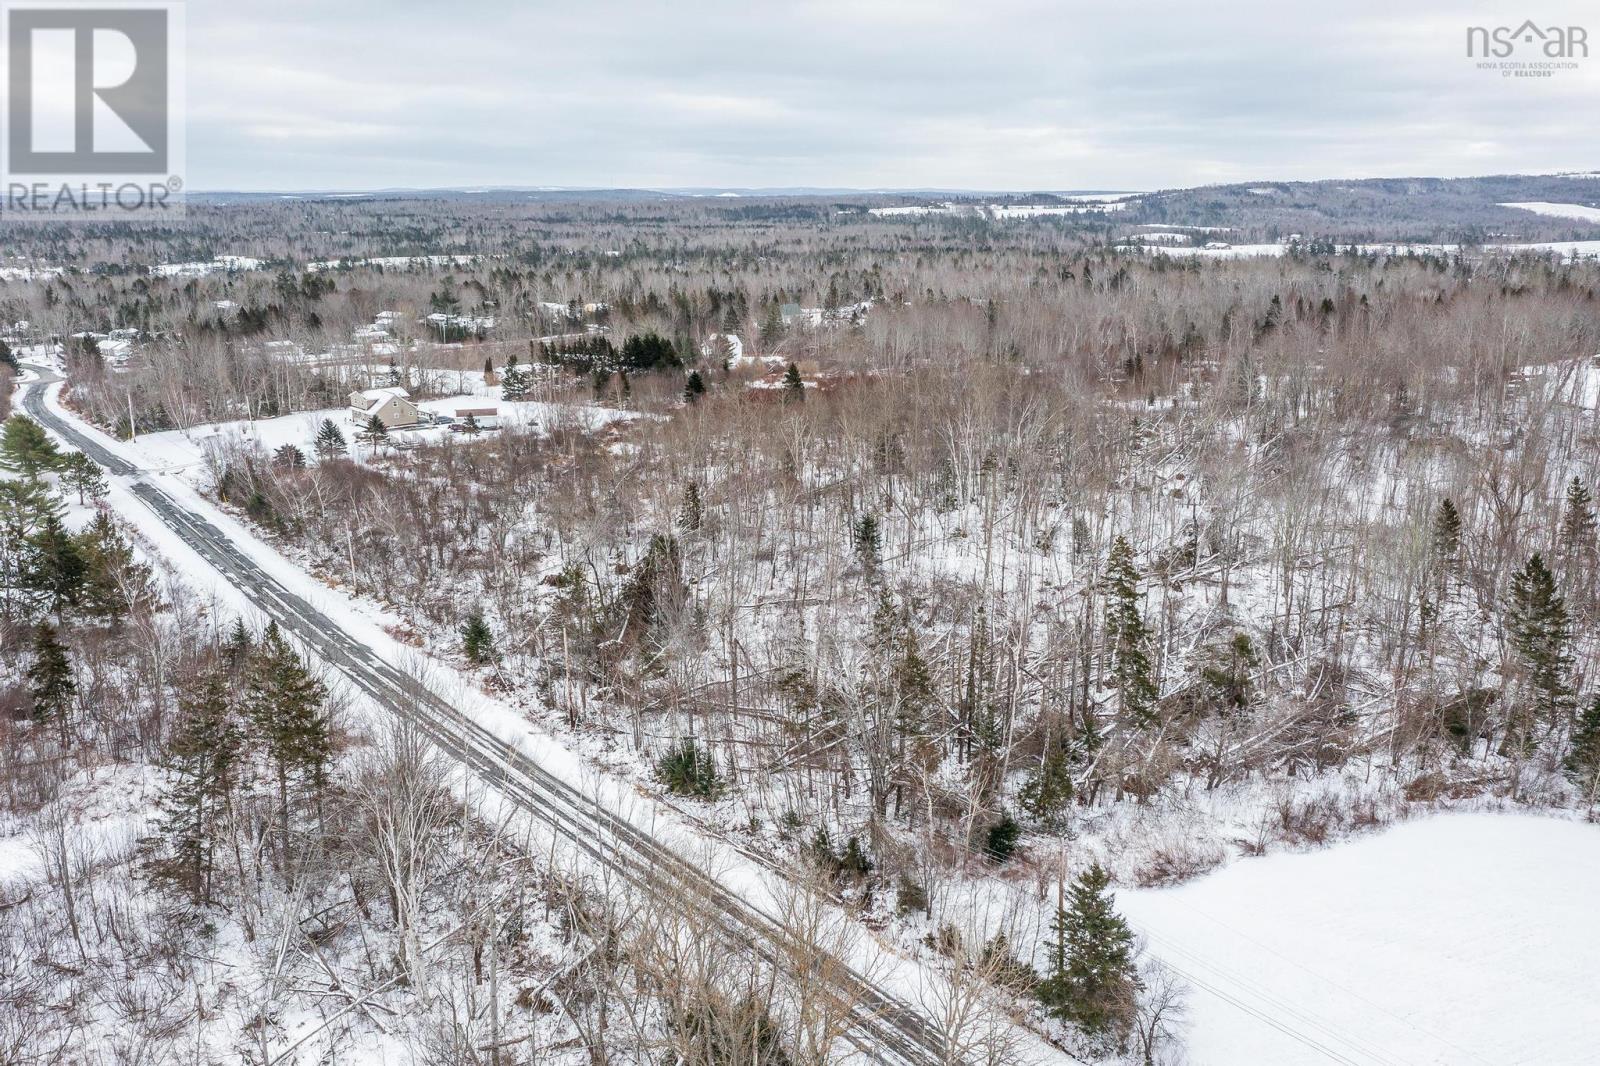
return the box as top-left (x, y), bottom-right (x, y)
top-left (1104, 536), bottom-right (1157, 728)
top-left (683, 370), bottom-right (706, 403)
top-left (1020, 743), bottom-right (1074, 828)
top-left (156, 667), bottom-right (243, 903)
top-left (1560, 478), bottom-right (1596, 553)
top-left (61, 452), bottom-right (109, 504)
top-left (313, 418), bottom-right (347, 459)
top-left (25, 622), bottom-right (74, 743)
top-left (246, 624), bottom-right (333, 853)
top-left (501, 354), bottom-right (529, 400)
top-left (1038, 864), bottom-right (1139, 1041)
top-left (1508, 553), bottom-right (1575, 738)
top-left (363, 414), bottom-right (388, 443)
top-left (782, 361), bottom-right (805, 401)
top-left (77, 511), bottom-right (152, 623)
top-left (852, 513), bottom-right (881, 573)
top-left (678, 481), bottom-right (704, 532)
top-left (29, 512), bottom-right (87, 613)
top-left (617, 534), bottom-right (685, 647)
top-left (273, 444), bottom-right (306, 470)
top-left (1432, 498), bottom-right (1462, 566)
top-left (462, 610), bottom-right (496, 665)
top-left (1566, 695), bottom-right (1600, 804)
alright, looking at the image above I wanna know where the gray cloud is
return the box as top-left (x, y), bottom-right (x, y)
top-left (184, 0), bottom-right (1600, 190)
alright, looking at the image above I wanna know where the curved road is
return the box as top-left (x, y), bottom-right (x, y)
top-left (18, 363), bottom-right (958, 1066)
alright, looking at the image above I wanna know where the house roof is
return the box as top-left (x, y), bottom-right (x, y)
top-left (353, 386), bottom-right (413, 409)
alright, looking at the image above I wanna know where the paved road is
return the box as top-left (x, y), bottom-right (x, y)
top-left (19, 364), bottom-right (952, 1065)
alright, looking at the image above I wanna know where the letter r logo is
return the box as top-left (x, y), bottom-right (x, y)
top-left (6, 5), bottom-right (169, 173)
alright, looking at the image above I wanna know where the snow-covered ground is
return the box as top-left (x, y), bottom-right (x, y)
top-left (1499, 201), bottom-right (1600, 224)
top-left (1121, 813), bottom-right (1600, 1065)
top-left (1137, 239), bottom-right (1600, 261)
top-left (21, 374), bottom-right (1054, 1064)
top-left (126, 386), bottom-right (635, 473)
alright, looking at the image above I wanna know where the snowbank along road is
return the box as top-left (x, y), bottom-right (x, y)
top-left (17, 363), bottom-right (968, 1066)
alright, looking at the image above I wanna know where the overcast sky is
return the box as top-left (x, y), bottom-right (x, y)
top-left (185, 0), bottom-right (1599, 191)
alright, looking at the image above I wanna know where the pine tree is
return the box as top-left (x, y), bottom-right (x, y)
top-left (760, 302), bottom-right (784, 347)
top-left (501, 354), bottom-right (530, 400)
top-left (1566, 695), bottom-right (1600, 804)
top-left (1104, 536), bottom-right (1157, 728)
top-left (1508, 553), bottom-right (1575, 739)
top-left (617, 534), bottom-right (685, 648)
top-left (313, 418), bottom-right (347, 459)
top-left (76, 511), bottom-right (152, 623)
top-left (782, 362), bottom-right (804, 401)
top-left (1432, 498), bottom-right (1462, 566)
top-left (1038, 864), bottom-right (1139, 1041)
top-left (363, 414), bottom-right (388, 443)
top-left (273, 444), bottom-right (306, 470)
top-left (29, 512), bottom-right (87, 613)
top-left (683, 370), bottom-right (706, 403)
top-left (852, 513), bottom-right (881, 573)
top-left (246, 624), bottom-right (333, 854)
top-left (1560, 478), bottom-right (1596, 553)
top-left (1020, 743), bottom-right (1075, 828)
top-left (61, 452), bottom-right (108, 504)
top-left (679, 481), bottom-right (704, 532)
top-left (156, 667), bottom-right (243, 903)
top-left (25, 622), bottom-right (74, 744)
top-left (462, 610), bottom-right (496, 665)
top-left (0, 415), bottom-right (61, 477)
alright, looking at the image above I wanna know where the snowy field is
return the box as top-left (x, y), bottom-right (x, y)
top-left (1499, 202), bottom-right (1600, 224)
top-left (125, 389), bottom-right (635, 475)
top-left (1121, 814), bottom-right (1600, 1065)
top-left (1139, 239), bottom-right (1600, 261)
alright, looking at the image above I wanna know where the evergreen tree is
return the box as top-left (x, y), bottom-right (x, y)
top-left (759, 302), bottom-right (784, 347)
top-left (782, 361), bottom-right (805, 401)
top-left (76, 511), bottom-right (152, 622)
top-left (25, 622), bottom-right (74, 743)
top-left (0, 415), bottom-right (61, 477)
top-left (29, 512), bottom-right (87, 613)
top-left (61, 452), bottom-right (109, 504)
top-left (1566, 695), bottom-right (1600, 804)
top-left (1104, 536), bottom-right (1157, 728)
top-left (679, 481), bottom-right (704, 532)
top-left (223, 619), bottom-right (254, 671)
top-left (1038, 864), bottom-right (1139, 1042)
top-left (618, 332), bottom-right (681, 371)
top-left (1198, 632), bottom-right (1258, 715)
top-left (313, 418), bottom-right (347, 460)
top-left (501, 354), bottom-right (530, 400)
top-left (1431, 498), bottom-right (1462, 566)
top-left (245, 624), bottom-right (333, 853)
top-left (1508, 553), bottom-right (1575, 738)
top-left (852, 513), bottom-right (881, 573)
top-left (1560, 478), bottom-right (1596, 553)
top-left (273, 444), bottom-right (306, 470)
top-left (362, 414), bottom-right (388, 443)
top-left (683, 370), bottom-right (706, 403)
top-left (1020, 743), bottom-right (1075, 828)
top-left (462, 610), bottom-right (496, 665)
top-left (0, 476), bottom-right (59, 618)
top-left (984, 812), bottom-right (1021, 863)
top-left (156, 667), bottom-right (243, 903)
top-left (617, 534), bottom-right (686, 648)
